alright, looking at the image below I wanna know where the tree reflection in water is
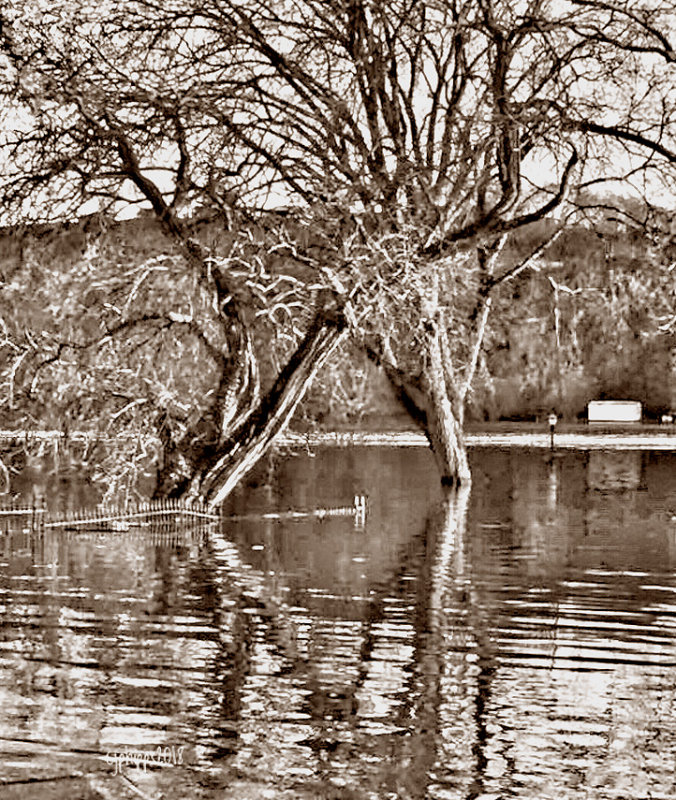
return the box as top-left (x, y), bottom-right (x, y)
top-left (3, 449), bottom-right (676, 798)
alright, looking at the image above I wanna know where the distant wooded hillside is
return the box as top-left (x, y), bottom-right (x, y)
top-left (1, 209), bottom-right (675, 435)
top-left (306, 214), bottom-right (676, 425)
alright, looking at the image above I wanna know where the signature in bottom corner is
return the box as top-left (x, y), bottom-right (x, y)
top-left (104, 745), bottom-right (186, 775)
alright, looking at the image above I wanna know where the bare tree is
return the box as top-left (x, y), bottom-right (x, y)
top-left (183, 0), bottom-right (676, 484)
top-left (2, 0), bottom-right (676, 494)
top-left (0, 0), bottom-right (349, 503)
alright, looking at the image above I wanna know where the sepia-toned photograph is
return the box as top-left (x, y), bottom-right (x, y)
top-left (1, 1), bottom-right (676, 797)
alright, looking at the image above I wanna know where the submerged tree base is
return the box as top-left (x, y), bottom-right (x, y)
top-left (147, 301), bottom-right (348, 507)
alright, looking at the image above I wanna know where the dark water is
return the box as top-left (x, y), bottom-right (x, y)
top-left (2, 447), bottom-right (676, 799)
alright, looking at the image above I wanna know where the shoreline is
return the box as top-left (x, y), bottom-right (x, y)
top-left (2, 427), bottom-right (676, 452)
top-left (281, 428), bottom-right (676, 451)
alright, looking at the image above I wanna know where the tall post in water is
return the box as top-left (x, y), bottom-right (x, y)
top-left (548, 413), bottom-right (557, 451)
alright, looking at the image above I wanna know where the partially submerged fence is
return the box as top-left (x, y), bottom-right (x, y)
top-left (0, 494), bottom-right (368, 535)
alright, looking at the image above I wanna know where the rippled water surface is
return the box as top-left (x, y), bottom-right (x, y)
top-left (2, 447), bottom-right (676, 799)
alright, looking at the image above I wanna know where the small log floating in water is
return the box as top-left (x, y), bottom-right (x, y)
top-left (224, 495), bottom-right (368, 525)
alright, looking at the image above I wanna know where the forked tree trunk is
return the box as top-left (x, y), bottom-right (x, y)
top-left (137, 187), bottom-right (348, 506)
top-left (197, 304), bottom-right (347, 507)
top-left (366, 323), bottom-right (471, 487)
top-left (153, 323), bottom-right (261, 499)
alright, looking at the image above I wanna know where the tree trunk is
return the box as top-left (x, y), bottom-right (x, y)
top-left (422, 324), bottom-right (472, 486)
top-left (424, 401), bottom-right (470, 487)
top-left (197, 303), bottom-right (347, 507)
top-left (365, 324), bottom-right (471, 487)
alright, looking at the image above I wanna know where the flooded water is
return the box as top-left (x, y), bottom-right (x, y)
top-left (2, 446), bottom-right (676, 799)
